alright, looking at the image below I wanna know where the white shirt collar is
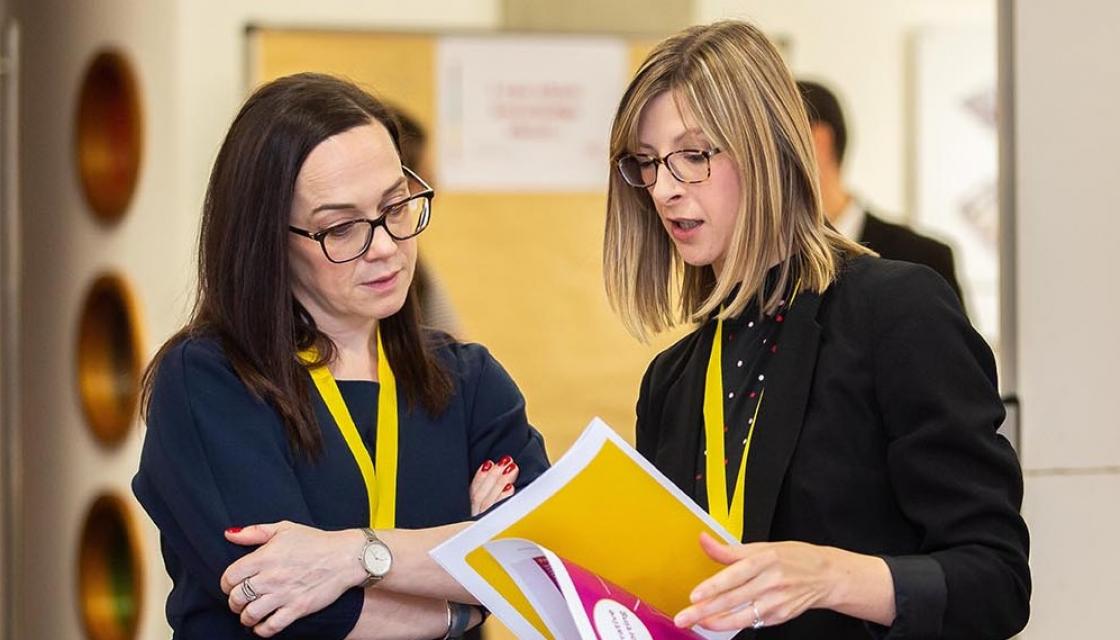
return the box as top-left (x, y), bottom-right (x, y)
top-left (832, 196), bottom-right (867, 241)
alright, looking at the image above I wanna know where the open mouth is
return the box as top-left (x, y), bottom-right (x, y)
top-left (671, 219), bottom-right (703, 230)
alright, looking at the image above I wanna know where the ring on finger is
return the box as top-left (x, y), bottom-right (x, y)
top-left (749, 601), bottom-right (764, 630)
top-left (241, 577), bottom-right (260, 603)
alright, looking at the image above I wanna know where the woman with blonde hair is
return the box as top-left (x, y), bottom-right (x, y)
top-left (605, 21), bottom-right (1029, 638)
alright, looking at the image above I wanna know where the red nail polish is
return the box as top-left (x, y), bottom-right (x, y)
top-left (502, 463), bottom-right (517, 475)
top-left (503, 483), bottom-right (513, 492)
top-left (481, 460), bottom-right (493, 472)
top-left (226, 527), bottom-right (242, 534)
top-left (498, 455), bottom-right (512, 466)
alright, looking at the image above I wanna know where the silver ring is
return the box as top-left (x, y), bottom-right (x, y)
top-left (241, 577), bottom-right (260, 603)
top-left (750, 601), bottom-right (764, 629)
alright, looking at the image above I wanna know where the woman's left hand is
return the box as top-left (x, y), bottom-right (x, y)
top-left (470, 456), bottom-right (519, 516)
top-left (220, 521), bottom-right (365, 637)
top-left (673, 532), bottom-right (841, 632)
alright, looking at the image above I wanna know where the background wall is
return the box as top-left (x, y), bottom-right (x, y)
top-left (14, 2), bottom-right (181, 639)
top-left (1010, 0), bottom-right (1120, 636)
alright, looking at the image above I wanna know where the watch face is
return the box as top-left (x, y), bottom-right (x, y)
top-left (363, 542), bottom-right (393, 576)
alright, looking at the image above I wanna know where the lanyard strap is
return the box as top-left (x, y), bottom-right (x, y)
top-left (703, 316), bottom-right (764, 541)
top-left (300, 331), bottom-right (398, 529)
top-left (703, 280), bottom-right (800, 538)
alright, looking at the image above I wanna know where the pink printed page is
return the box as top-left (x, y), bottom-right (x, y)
top-left (558, 557), bottom-right (705, 640)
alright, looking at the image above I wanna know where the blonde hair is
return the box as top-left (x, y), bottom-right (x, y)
top-left (603, 20), bottom-right (870, 340)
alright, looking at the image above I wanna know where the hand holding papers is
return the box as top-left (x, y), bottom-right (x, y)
top-left (431, 419), bottom-right (740, 640)
top-left (484, 538), bottom-right (712, 639)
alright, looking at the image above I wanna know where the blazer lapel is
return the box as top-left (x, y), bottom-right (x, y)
top-left (741, 289), bottom-right (824, 542)
top-left (654, 322), bottom-right (715, 502)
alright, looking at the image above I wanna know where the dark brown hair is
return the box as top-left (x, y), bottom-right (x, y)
top-left (797, 79), bottom-right (849, 166)
top-left (141, 73), bottom-right (452, 456)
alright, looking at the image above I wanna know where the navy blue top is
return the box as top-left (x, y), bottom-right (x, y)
top-left (132, 334), bottom-right (550, 639)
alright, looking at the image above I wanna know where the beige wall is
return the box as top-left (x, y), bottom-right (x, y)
top-left (1010, 0), bottom-right (1120, 636)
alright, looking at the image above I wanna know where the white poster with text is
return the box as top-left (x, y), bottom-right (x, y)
top-left (437, 36), bottom-right (627, 191)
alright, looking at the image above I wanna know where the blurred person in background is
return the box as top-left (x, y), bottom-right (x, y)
top-left (797, 79), bottom-right (965, 305)
top-left (390, 105), bottom-right (464, 338)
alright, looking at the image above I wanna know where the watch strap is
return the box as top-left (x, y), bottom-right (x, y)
top-left (359, 528), bottom-right (386, 588)
top-left (443, 602), bottom-right (472, 639)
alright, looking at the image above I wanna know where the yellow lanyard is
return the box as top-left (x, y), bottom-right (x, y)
top-left (299, 332), bottom-right (398, 529)
top-left (702, 283), bottom-right (796, 540)
top-left (703, 315), bottom-right (764, 541)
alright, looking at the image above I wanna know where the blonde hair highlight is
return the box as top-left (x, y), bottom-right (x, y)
top-left (604, 20), bottom-right (870, 340)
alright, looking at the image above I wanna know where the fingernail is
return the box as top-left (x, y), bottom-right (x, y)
top-left (498, 455), bottom-right (512, 466)
top-left (674, 613), bottom-right (689, 627)
top-left (481, 460), bottom-right (493, 471)
top-left (503, 483), bottom-right (513, 492)
top-left (502, 463), bottom-right (517, 475)
top-left (690, 589), bottom-right (703, 603)
top-left (226, 527), bottom-right (242, 534)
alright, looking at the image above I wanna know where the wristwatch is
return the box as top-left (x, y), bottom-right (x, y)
top-left (358, 527), bottom-right (393, 587)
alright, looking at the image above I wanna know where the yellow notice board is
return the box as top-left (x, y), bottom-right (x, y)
top-left (248, 28), bottom-right (683, 638)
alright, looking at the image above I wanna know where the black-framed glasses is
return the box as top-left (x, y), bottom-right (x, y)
top-left (615, 148), bottom-right (723, 188)
top-left (289, 166), bottom-right (434, 264)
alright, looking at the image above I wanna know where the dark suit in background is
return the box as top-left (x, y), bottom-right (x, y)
top-left (798, 79), bottom-right (967, 310)
top-left (859, 211), bottom-right (965, 304)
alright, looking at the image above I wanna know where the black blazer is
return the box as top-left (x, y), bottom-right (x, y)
top-left (859, 212), bottom-right (964, 305)
top-left (636, 256), bottom-right (1028, 639)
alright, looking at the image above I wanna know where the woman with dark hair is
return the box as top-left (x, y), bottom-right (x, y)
top-left (604, 21), bottom-right (1028, 639)
top-left (132, 73), bottom-right (548, 639)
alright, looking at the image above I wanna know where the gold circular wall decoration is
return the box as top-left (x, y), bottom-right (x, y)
top-left (75, 49), bottom-right (143, 222)
top-left (78, 493), bottom-right (144, 640)
top-left (77, 274), bottom-right (146, 445)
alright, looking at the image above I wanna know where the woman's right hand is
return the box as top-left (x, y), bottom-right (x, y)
top-left (222, 522), bottom-right (367, 637)
top-left (469, 456), bottom-right (518, 516)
